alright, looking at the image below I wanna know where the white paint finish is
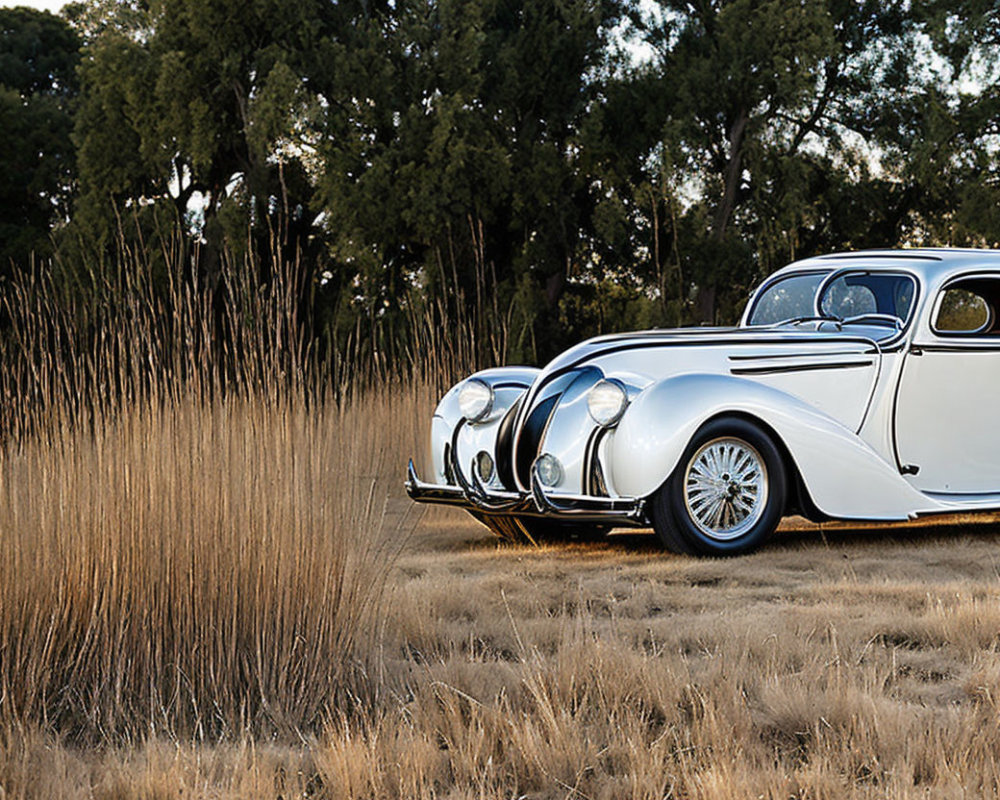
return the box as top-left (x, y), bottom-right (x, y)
top-left (429, 415), bottom-right (452, 481)
top-left (747, 365), bottom-right (877, 432)
top-left (417, 249), bottom-right (1000, 525)
top-left (588, 339), bottom-right (879, 433)
top-left (732, 350), bottom-right (879, 432)
top-left (609, 373), bottom-right (933, 519)
top-left (856, 350), bottom-right (907, 465)
top-left (453, 412), bottom-right (506, 488)
top-left (895, 349), bottom-right (1000, 493)
top-left (533, 368), bottom-right (603, 492)
top-left (467, 366), bottom-right (541, 393)
top-left (545, 327), bottom-right (883, 383)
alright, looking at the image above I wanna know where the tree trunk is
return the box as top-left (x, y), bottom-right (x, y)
top-left (695, 108), bottom-right (749, 325)
top-left (712, 108), bottom-right (749, 239)
top-left (545, 270), bottom-right (565, 308)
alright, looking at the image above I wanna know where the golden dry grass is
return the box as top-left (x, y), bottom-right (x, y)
top-left (8, 486), bottom-right (1000, 797)
top-left (0, 388), bottom-right (433, 741)
top-left (0, 244), bottom-right (438, 744)
top-left (316, 514), bottom-right (1000, 800)
top-left (5, 250), bottom-right (1000, 796)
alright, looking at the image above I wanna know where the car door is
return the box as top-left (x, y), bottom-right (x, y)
top-left (894, 273), bottom-right (1000, 494)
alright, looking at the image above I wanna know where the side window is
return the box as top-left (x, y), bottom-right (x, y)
top-left (747, 272), bottom-right (827, 325)
top-left (933, 277), bottom-right (1000, 335)
top-left (822, 281), bottom-right (877, 318)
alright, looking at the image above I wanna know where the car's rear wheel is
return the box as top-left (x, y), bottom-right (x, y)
top-left (470, 512), bottom-right (607, 544)
top-left (651, 417), bottom-right (786, 556)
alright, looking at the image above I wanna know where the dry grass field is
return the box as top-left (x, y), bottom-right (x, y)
top-left (5, 388), bottom-right (1000, 799)
top-left (3, 256), bottom-right (1000, 798)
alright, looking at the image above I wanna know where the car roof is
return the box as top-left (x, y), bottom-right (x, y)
top-left (771, 248), bottom-right (1000, 285)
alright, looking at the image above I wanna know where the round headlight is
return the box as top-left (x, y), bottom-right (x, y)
top-left (457, 379), bottom-right (494, 423)
top-left (534, 454), bottom-right (563, 487)
top-left (587, 379), bottom-right (628, 427)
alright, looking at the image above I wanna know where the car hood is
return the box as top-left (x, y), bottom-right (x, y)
top-left (541, 324), bottom-right (891, 378)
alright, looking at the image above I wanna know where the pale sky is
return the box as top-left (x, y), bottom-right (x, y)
top-left (1, 0), bottom-right (66, 12)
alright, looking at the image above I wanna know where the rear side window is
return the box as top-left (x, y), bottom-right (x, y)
top-left (933, 277), bottom-right (1000, 335)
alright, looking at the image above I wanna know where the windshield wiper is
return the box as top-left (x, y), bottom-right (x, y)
top-left (840, 313), bottom-right (903, 330)
top-left (773, 315), bottom-right (843, 329)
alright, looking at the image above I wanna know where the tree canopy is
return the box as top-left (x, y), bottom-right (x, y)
top-left (2, 0), bottom-right (999, 365)
top-left (0, 7), bottom-right (79, 268)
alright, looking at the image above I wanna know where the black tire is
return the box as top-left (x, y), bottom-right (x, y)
top-left (651, 416), bottom-right (786, 556)
top-left (469, 512), bottom-right (607, 544)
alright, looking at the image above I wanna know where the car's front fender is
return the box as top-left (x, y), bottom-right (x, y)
top-left (428, 366), bottom-right (540, 485)
top-left (608, 373), bottom-right (930, 520)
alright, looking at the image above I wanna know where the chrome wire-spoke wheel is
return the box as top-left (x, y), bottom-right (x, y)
top-left (652, 417), bottom-right (785, 556)
top-left (683, 436), bottom-right (768, 541)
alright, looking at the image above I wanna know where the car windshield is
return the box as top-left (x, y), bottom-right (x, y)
top-left (747, 270), bottom-right (917, 329)
top-left (818, 271), bottom-right (916, 323)
top-left (747, 272), bottom-right (827, 325)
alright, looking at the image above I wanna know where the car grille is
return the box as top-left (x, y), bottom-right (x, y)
top-left (494, 397), bottom-right (522, 490)
top-left (514, 394), bottom-right (560, 488)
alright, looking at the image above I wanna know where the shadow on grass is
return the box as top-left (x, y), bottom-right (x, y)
top-left (453, 513), bottom-right (1000, 558)
top-left (774, 518), bottom-right (1000, 551)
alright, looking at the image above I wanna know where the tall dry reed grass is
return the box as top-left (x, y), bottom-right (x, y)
top-left (0, 236), bottom-right (442, 741)
top-left (0, 390), bottom-right (425, 740)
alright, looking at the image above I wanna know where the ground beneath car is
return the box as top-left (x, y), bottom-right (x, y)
top-left (15, 509), bottom-right (1000, 798)
top-left (375, 508), bottom-right (1000, 797)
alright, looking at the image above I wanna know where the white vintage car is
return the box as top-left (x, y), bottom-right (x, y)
top-left (406, 249), bottom-right (1000, 555)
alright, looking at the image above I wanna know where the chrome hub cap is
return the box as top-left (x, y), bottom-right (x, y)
top-left (683, 437), bottom-right (768, 541)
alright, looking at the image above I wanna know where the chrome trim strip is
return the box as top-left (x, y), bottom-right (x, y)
top-left (911, 343), bottom-right (1000, 353)
top-left (730, 359), bottom-right (875, 376)
top-left (817, 253), bottom-right (942, 261)
top-left (445, 421), bottom-right (524, 512)
top-left (728, 348), bottom-right (877, 361)
top-left (581, 425), bottom-right (604, 496)
top-left (405, 460), bottom-right (468, 507)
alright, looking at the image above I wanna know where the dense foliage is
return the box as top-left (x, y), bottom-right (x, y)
top-left (0, 7), bottom-right (79, 267)
top-left (1, 0), bottom-right (999, 365)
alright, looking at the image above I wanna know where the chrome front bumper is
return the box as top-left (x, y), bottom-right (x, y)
top-left (405, 426), bottom-right (648, 526)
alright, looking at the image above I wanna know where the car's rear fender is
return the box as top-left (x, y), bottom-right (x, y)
top-left (607, 373), bottom-right (930, 520)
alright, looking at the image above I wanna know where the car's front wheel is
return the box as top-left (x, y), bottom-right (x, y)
top-left (651, 416), bottom-right (786, 556)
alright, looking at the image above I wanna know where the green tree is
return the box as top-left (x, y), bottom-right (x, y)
top-left (314, 0), bottom-right (622, 364)
top-left (905, 0), bottom-right (1000, 246)
top-left (71, 0), bottom-right (337, 278)
top-left (57, 0), bottom-right (999, 370)
top-left (0, 7), bottom-right (80, 268)
top-left (599, 0), bottom-right (925, 324)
